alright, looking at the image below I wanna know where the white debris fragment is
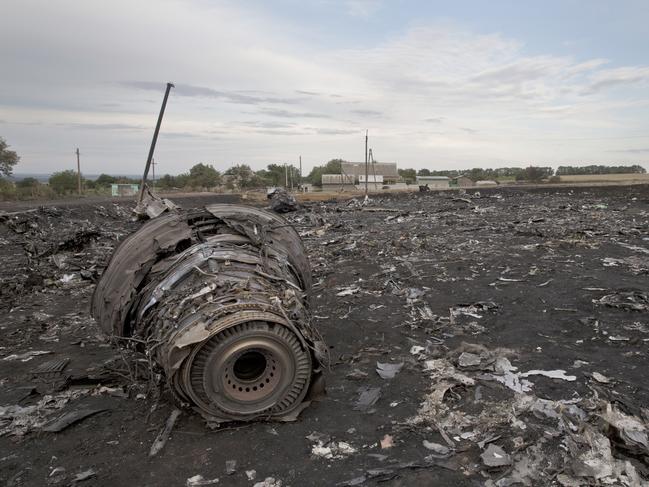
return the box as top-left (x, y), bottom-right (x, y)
top-left (311, 441), bottom-right (357, 459)
top-left (72, 469), bottom-right (97, 483)
top-left (186, 474), bottom-right (219, 486)
top-left (480, 444), bottom-right (511, 467)
top-left (380, 434), bottom-right (394, 449)
top-left (489, 358), bottom-right (533, 393)
top-left (409, 345), bottom-right (425, 355)
top-left (376, 362), bottom-right (404, 379)
top-left (3, 350), bottom-right (52, 362)
top-left (520, 369), bottom-right (577, 381)
top-left (336, 286), bottom-right (360, 297)
top-left (253, 478), bottom-right (282, 487)
top-left (422, 440), bottom-right (451, 456)
top-left (591, 372), bottom-right (611, 384)
top-left (49, 467), bottom-right (66, 477)
top-left (60, 273), bottom-right (76, 283)
top-left (457, 352), bottom-right (481, 368)
top-left (245, 470), bottom-right (257, 481)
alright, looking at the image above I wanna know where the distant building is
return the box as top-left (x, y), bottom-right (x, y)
top-left (415, 175), bottom-right (450, 189)
top-left (111, 183), bottom-right (139, 196)
top-left (450, 176), bottom-right (474, 187)
top-left (321, 173), bottom-right (356, 190)
top-left (359, 174), bottom-right (383, 183)
top-left (340, 162), bottom-right (399, 184)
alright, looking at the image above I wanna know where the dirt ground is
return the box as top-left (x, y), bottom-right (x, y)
top-left (1, 186), bottom-right (648, 486)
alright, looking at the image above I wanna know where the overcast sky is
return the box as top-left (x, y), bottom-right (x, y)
top-left (2, 0), bottom-right (649, 175)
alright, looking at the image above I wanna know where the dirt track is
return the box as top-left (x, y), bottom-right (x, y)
top-left (1, 186), bottom-right (648, 486)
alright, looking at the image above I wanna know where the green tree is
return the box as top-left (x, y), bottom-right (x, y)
top-left (0, 177), bottom-right (16, 199)
top-left (265, 164), bottom-right (285, 186)
top-left (0, 137), bottom-right (20, 177)
top-left (157, 174), bottom-right (177, 189)
top-left (95, 174), bottom-right (117, 187)
top-left (49, 170), bottom-right (78, 194)
top-left (306, 159), bottom-right (345, 187)
top-left (16, 177), bottom-right (39, 198)
top-left (516, 166), bottom-right (553, 182)
top-left (225, 164), bottom-right (264, 189)
top-left (16, 177), bottom-right (39, 189)
top-left (187, 163), bottom-right (221, 188)
top-left (398, 168), bottom-right (417, 183)
top-left (84, 178), bottom-right (97, 190)
top-left (259, 164), bottom-right (300, 187)
top-left (417, 168), bottom-right (431, 176)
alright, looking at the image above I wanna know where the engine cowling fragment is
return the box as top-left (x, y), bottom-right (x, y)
top-left (91, 204), bottom-right (324, 422)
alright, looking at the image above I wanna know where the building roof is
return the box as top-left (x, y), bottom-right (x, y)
top-left (416, 176), bottom-right (450, 180)
top-left (341, 162), bottom-right (398, 178)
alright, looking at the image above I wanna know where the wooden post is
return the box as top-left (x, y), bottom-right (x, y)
top-left (364, 130), bottom-right (368, 196)
top-left (76, 148), bottom-right (81, 195)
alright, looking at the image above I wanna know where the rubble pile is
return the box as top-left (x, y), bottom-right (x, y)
top-left (0, 186), bottom-right (648, 486)
top-left (0, 204), bottom-right (135, 308)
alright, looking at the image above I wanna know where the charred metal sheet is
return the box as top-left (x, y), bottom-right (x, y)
top-left (269, 188), bottom-right (299, 213)
top-left (133, 185), bottom-right (179, 219)
top-left (91, 204), bottom-right (324, 423)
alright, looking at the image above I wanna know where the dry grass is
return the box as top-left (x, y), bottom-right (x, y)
top-left (557, 173), bottom-right (649, 183)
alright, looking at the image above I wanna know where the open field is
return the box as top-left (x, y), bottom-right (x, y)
top-left (1, 185), bottom-right (649, 486)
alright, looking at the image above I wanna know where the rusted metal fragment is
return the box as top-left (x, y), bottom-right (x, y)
top-left (91, 204), bottom-right (324, 423)
top-left (133, 184), bottom-right (179, 219)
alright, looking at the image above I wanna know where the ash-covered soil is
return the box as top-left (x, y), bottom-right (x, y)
top-left (1, 186), bottom-right (648, 487)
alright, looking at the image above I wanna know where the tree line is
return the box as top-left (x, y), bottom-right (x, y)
top-left (556, 165), bottom-right (645, 175)
top-left (1, 134), bottom-right (647, 199)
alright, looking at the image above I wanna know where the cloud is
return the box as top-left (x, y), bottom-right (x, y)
top-left (295, 90), bottom-right (321, 96)
top-left (585, 67), bottom-right (649, 93)
top-left (58, 122), bottom-right (145, 131)
top-left (2, 0), bottom-right (649, 174)
top-left (121, 81), bottom-right (302, 105)
top-left (344, 0), bottom-right (383, 18)
top-left (314, 128), bottom-right (358, 135)
top-left (606, 147), bottom-right (649, 153)
top-left (260, 108), bottom-right (330, 119)
top-left (351, 109), bottom-right (383, 117)
top-left (240, 120), bottom-right (297, 129)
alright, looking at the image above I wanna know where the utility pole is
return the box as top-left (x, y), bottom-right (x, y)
top-left (364, 130), bottom-right (369, 197)
top-left (137, 82), bottom-right (174, 206)
top-left (151, 158), bottom-right (156, 192)
top-left (284, 163), bottom-right (288, 188)
top-left (299, 155), bottom-right (302, 191)
top-left (76, 148), bottom-right (82, 196)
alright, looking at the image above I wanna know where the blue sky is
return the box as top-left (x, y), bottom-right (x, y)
top-left (1, 0), bottom-right (648, 175)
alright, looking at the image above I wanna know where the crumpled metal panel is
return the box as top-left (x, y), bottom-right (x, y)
top-left (91, 204), bottom-right (324, 422)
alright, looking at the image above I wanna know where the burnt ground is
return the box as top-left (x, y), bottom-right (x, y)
top-left (1, 186), bottom-right (648, 486)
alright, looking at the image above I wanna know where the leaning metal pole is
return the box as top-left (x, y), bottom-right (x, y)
top-left (91, 204), bottom-right (325, 423)
top-left (137, 82), bottom-right (174, 207)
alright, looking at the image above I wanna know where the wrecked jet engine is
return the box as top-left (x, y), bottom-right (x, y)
top-left (91, 204), bottom-right (325, 423)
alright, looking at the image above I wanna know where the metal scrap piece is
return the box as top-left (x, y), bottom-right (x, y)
top-left (42, 408), bottom-right (107, 433)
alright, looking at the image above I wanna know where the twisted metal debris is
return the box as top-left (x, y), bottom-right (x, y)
top-left (91, 204), bottom-right (325, 422)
